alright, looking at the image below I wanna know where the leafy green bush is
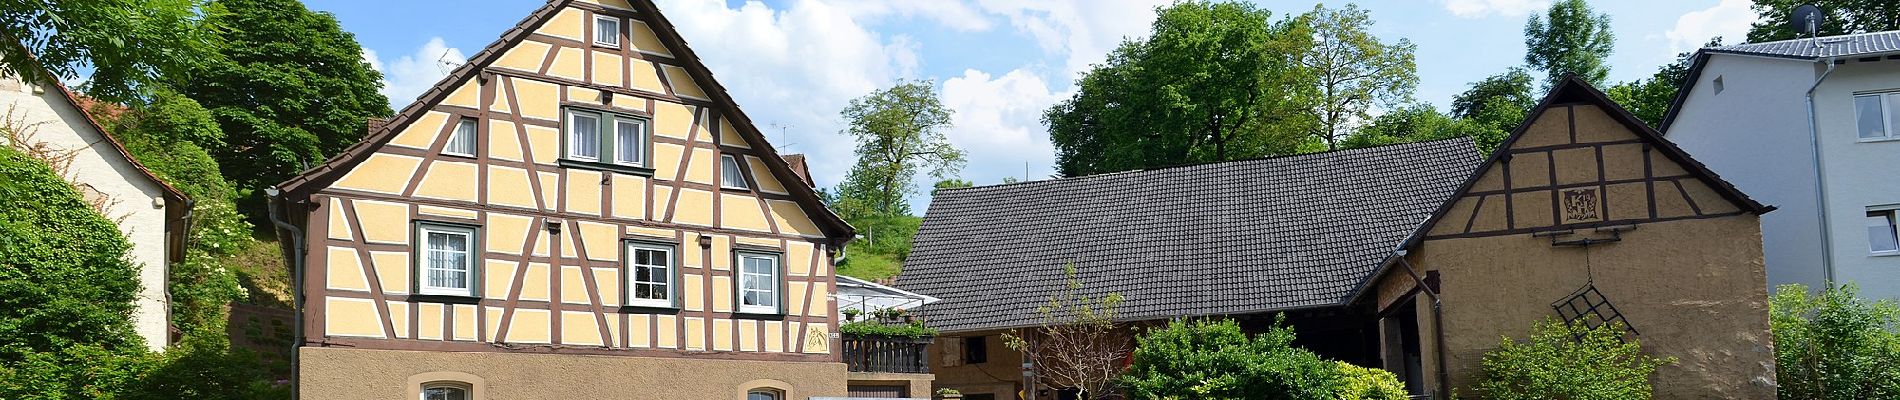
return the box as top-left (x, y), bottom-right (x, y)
top-left (1120, 317), bottom-right (1344, 400)
top-left (1333, 361), bottom-right (1406, 400)
top-left (1771, 283), bottom-right (1900, 400)
top-left (104, 90), bottom-right (254, 336)
top-left (0, 145), bottom-right (145, 360)
top-left (1476, 319), bottom-right (1674, 400)
top-left (840, 319), bottom-right (937, 338)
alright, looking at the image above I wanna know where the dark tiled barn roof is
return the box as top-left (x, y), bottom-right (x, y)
top-left (896, 139), bottom-right (1483, 333)
top-left (1708, 30), bottom-right (1900, 59)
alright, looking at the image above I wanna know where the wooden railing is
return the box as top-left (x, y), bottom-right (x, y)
top-left (840, 335), bottom-right (932, 374)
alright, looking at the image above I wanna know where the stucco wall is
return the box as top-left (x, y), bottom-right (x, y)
top-left (1410, 216), bottom-right (1774, 399)
top-left (1810, 59), bottom-right (1900, 299)
top-left (0, 76), bottom-right (170, 351)
top-left (1663, 54), bottom-right (1827, 295)
top-left (300, 346), bottom-right (847, 399)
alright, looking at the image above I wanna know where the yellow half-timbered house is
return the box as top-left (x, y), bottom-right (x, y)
top-left (268, 1), bottom-right (859, 398)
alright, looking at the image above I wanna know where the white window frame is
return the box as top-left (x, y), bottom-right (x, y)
top-left (613, 118), bottom-right (647, 166)
top-left (625, 241), bottom-right (674, 308)
top-left (445, 117), bottom-right (478, 157)
top-left (1869, 207), bottom-right (1900, 255)
top-left (563, 107), bottom-right (649, 168)
top-left (1853, 92), bottom-right (1900, 142)
top-left (416, 223), bottom-right (479, 297)
top-left (719, 154), bottom-right (749, 190)
top-left (565, 109), bottom-right (602, 162)
top-left (735, 252), bottom-right (780, 314)
top-left (593, 15), bottom-right (621, 48)
top-left (421, 382), bottom-right (471, 400)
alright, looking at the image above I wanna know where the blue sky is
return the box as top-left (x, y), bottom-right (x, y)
top-left (314, 0), bottom-right (1761, 214)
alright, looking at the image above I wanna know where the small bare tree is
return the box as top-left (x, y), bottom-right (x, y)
top-left (1004, 263), bottom-right (1129, 399)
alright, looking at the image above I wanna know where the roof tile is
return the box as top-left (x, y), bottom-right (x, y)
top-left (896, 139), bottom-right (1482, 332)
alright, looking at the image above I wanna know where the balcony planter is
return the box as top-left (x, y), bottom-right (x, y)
top-left (840, 319), bottom-right (937, 374)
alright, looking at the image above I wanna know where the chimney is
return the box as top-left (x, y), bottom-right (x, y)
top-left (781, 154), bottom-right (814, 188)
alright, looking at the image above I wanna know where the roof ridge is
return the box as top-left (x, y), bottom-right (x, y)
top-left (1717, 30), bottom-right (1899, 49)
top-left (938, 137), bottom-right (1477, 194)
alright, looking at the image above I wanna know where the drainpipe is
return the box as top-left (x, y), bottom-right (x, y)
top-left (1392, 251), bottom-right (1449, 400)
top-left (1804, 56), bottom-right (1839, 285)
top-left (170, 198), bottom-right (195, 345)
top-left (265, 188), bottom-right (305, 400)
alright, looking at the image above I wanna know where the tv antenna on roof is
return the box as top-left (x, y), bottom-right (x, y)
top-left (436, 49), bottom-right (465, 74)
top-left (1792, 4), bottom-right (1824, 46)
top-left (767, 122), bottom-right (797, 151)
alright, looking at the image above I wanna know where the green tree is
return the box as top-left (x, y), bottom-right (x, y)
top-left (1120, 317), bottom-right (1349, 400)
top-left (1340, 105), bottom-right (1502, 154)
top-left (1297, 3), bottom-right (1417, 150)
top-left (1748, 0), bottom-right (1900, 42)
top-left (169, 0), bottom-right (392, 218)
top-left (1451, 68), bottom-right (1536, 123)
top-left (103, 90), bottom-right (252, 337)
top-left (0, 0), bottom-right (222, 102)
top-left (831, 80), bottom-right (961, 219)
top-left (1448, 68), bottom-right (1539, 144)
top-left (1523, 0), bottom-right (1615, 86)
top-left (1045, 0), bottom-right (1315, 177)
top-left (931, 178), bottom-right (973, 194)
top-left (1476, 320), bottom-right (1674, 400)
top-left (1606, 39), bottom-right (1713, 129)
top-left (1770, 283), bottom-right (1900, 400)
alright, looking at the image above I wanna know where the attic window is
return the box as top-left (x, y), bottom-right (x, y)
top-left (719, 154), bottom-right (749, 190)
top-left (445, 117), bottom-right (477, 157)
top-left (1712, 75), bottom-right (1724, 95)
top-left (594, 15), bottom-right (621, 48)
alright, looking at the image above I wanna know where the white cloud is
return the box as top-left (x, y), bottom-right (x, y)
top-left (940, 69), bottom-right (1062, 185)
top-left (364, 37), bottom-right (466, 109)
top-left (1442, 0), bottom-right (1549, 18)
top-left (652, 0), bottom-right (924, 189)
top-left (970, 0), bottom-right (1168, 83)
top-left (832, 1), bottom-right (993, 32)
top-left (1665, 0), bottom-right (1757, 54)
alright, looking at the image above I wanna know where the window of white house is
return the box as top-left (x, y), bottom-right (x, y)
top-left (416, 223), bottom-right (478, 296)
top-left (1869, 209), bottom-right (1899, 254)
top-left (626, 242), bottom-right (673, 307)
top-left (1854, 93), bottom-right (1900, 140)
top-left (746, 389), bottom-right (781, 400)
top-left (593, 15), bottom-right (621, 48)
top-left (736, 252), bottom-right (780, 314)
top-left (720, 154), bottom-right (749, 189)
top-left (421, 383), bottom-right (469, 400)
top-left (563, 108), bottom-right (649, 169)
top-left (445, 117), bottom-right (477, 156)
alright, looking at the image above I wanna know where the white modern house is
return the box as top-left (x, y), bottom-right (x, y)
top-left (1663, 31), bottom-right (1900, 298)
top-left (0, 73), bottom-right (189, 350)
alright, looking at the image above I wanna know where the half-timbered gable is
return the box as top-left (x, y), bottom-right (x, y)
top-left (1364, 77), bottom-right (1776, 399)
top-left (1419, 78), bottom-right (1766, 240)
top-left (275, 1), bottom-right (856, 398)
